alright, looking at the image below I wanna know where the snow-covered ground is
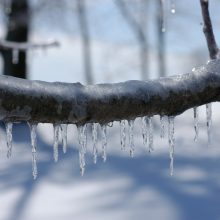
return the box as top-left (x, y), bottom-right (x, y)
top-left (1, 103), bottom-right (220, 220)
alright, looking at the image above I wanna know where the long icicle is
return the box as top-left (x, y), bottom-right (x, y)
top-left (92, 123), bottom-right (98, 164)
top-left (120, 120), bottom-right (126, 150)
top-left (193, 107), bottom-right (199, 142)
top-left (5, 122), bottom-right (13, 158)
top-left (29, 123), bottom-right (38, 180)
top-left (53, 124), bottom-right (60, 162)
top-left (77, 125), bottom-right (87, 176)
top-left (101, 124), bottom-right (107, 162)
top-left (168, 116), bottom-right (175, 176)
top-left (206, 103), bottom-right (212, 146)
top-left (160, 115), bottom-right (165, 138)
top-left (142, 116), bottom-right (148, 149)
top-left (61, 124), bottom-right (68, 153)
top-left (147, 117), bottom-right (154, 152)
top-left (128, 120), bottom-right (135, 157)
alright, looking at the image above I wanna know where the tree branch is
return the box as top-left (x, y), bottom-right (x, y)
top-left (0, 39), bottom-right (60, 51)
top-left (200, 0), bottom-right (219, 59)
top-left (0, 60), bottom-right (220, 125)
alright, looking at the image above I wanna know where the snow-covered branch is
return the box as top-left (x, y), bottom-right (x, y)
top-left (0, 60), bottom-right (220, 125)
top-left (0, 39), bottom-right (60, 51)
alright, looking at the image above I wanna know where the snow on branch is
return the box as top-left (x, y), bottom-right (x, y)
top-left (0, 60), bottom-right (220, 125)
top-left (0, 39), bottom-right (60, 51)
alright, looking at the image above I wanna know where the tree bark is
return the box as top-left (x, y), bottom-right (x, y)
top-left (1, 0), bottom-right (29, 79)
top-left (0, 60), bottom-right (220, 125)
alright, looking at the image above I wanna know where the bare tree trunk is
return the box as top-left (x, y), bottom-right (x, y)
top-left (115, 0), bottom-right (149, 80)
top-left (139, 0), bottom-right (149, 80)
top-left (76, 0), bottom-right (93, 84)
top-left (1, 0), bottom-right (29, 79)
top-left (157, 0), bottom-right (166, 77)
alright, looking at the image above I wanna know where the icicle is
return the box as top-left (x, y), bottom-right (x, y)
top-left (147, 117), bottom-right (154, 152)
top-left (193, 107), bottom-right (199, 142)
top-left (77, 124), bottom-right (87, 176)
top-left (29, 123), bottom-right (38, 180)
top-left (92, 123), bottom-right (98, 164)
top-left (5, 122), bottom-right (13, 158)
top-left (53, 124), bottom-right (60, 162)
top-left (160, 115), bottom-right (165, 138)
top-left (206, 103), bottom-right (212, 145)
top-left (101, 124), bottom-right (107, 162)
top-left (128, 120), bottom-right (135, 157)
top-left (142, 117), bottom-right (148, 148)
top-left (12, 49), bottom-right (19, 64)
top-left (60, 124), bottom-right (68, 153)
top-left (168, 116), bottom-right (175, 176)
top-left (120, 120), bottom-right (126, 150)
top-left (170, 0), bottom-right (176, 14)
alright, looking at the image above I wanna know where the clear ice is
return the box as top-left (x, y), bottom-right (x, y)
top-left (160, 116), bottom-right (165, 138)
top-left (5, 122), bottom-right (13, 158)
top-left (168, 116), bottom-right (175, 176)
top-left (193, 107), bottom-right (199, 142)
top-left (206, 103), bottom-right (212, 145)
top-left (120, 120), bottom-right (126, 150)
top-left (142, 116), bottom-right (148, 149)
top-left (128, 120), bottom-right (135, 157)
top-left (53, 124), bottom-right (60, 162)
top-left (92, 123), bottom-right (98, 164)
top-left (148, 117), bottom-right (154, 152)
top-left (29, 123), bottom-right (38, 180)
top-left (78, 124), bottom-right (87, 176)
top-left (12, 49), bottom-right (19, 64)
top-left (61, 124), bottom-right (68, 153)
top-left (101, 124), bottom-right (107, 162)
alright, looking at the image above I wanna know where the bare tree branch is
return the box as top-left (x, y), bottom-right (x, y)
top-left (114, 0), bottom-right (149, 79)
top-left (0, 60), bottom-right (220, 125)
top-left (0, 39), bottom-right (60, 51)
top-left (76, 0), bottom-right (93, 84)
top-left (200, 0), bottom-right (219, 59)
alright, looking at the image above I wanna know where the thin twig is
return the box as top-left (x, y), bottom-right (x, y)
top-left (200, 0), bottom-right (219, 59)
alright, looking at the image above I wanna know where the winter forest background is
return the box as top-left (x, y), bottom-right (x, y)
top-left (1, 0), bottom-right (220, 220)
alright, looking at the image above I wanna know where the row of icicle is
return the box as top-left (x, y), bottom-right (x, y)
top-left (3, 103), bottom-right (212, 179)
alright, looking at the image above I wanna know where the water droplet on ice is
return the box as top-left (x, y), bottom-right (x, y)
top-left (170, 0), bottom-right (176, 13)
